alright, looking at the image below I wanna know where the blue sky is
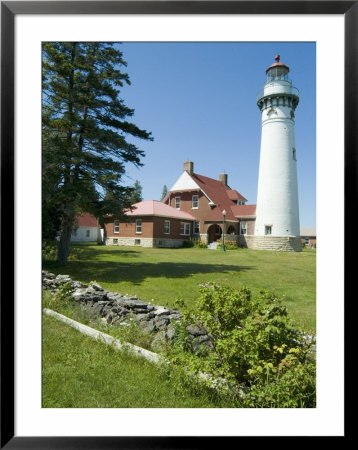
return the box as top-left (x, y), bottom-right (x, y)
top-left (118, 42), bottom-right (316, 227)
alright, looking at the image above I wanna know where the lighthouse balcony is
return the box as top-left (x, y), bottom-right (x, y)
top-left (257, 83), bottom-right (299, 102)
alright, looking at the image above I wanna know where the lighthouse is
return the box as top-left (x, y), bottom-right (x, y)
top-left (254, 55), bottom-right (302, 251)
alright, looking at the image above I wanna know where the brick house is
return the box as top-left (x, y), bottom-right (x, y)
top-left (71, 212), bottom-right (102, 242)
top-left (162, 161), bottom-right (256, 246)
top-left (104, 200), bottom-right (195, 248)
top-left (300, 227), bottom-right (316, 248)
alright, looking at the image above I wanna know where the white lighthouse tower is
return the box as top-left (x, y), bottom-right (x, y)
top-left (254, 55), bottom-right (301, 251)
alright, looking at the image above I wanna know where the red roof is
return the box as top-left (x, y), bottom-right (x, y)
top-left (231, 204), bottom-right (256, 218)
top-left (266, 54), bottom-right (289, 73)
top-left (125, 200), bottom-right (195, 220)
top-left (76, 213), bottom-right (99, 227)
top-left (188, 172), bottom-right (247, 221)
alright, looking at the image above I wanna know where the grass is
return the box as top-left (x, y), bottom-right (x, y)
top-left (43, 243), bottom-right (316, 331)
top-left (42, 313), bottom-right (229, 408)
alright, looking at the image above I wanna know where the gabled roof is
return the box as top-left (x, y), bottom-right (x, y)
top-left (76, 213), bottom-right (99, 227)
top-left (125, 200), bottom-right (195, 221)
top-left (166, 170), bottom-right (248, 221)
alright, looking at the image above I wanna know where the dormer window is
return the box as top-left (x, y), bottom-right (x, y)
top-left (175, 197), bottom-right (180, 209)
top-left (237, 200), bottom-right (245, 205)
top-left (192, 195), bottom-right (199, 209)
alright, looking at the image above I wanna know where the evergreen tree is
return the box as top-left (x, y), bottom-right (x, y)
top-left (161, 184), bottom-right (168, 201)
top-left (42, 42), bottom-right (152, 262)
top-left (129, 180), bottom-right (143, 204)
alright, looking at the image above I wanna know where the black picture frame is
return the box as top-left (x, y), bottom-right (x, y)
top-left (1, 1), bottom-right (353, 447)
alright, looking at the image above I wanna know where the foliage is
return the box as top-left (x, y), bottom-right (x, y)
top-left (42, 42), bottom-right (153, 262)
top-left (217, 241), bottom-right (239, 250)
top-left (160, 185), bottom-right (168, 200)
top-left (42, 281), bottom-right (73, 311)
top-left (129, 180), bottom-right (143, 204)
top-left (182, 238), bottom-right (207, 248)
top-left (168, 283), bottom-right (316, 407)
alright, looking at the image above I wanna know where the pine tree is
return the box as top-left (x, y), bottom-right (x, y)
top-left (42, 42), bottom-right (152, 262)
top-left (129, 180), bottom-right (143, 204)
top-left (161, 185), bottom-right (168, 201)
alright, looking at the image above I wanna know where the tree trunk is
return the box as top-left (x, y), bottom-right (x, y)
top-left (57, 211), bottom-right (75, 263)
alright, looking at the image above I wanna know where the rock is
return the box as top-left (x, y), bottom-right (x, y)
top-left (186, 324), bottom-right (208, 337)
top-left (56, 274), bottom-right (72, 284)
top-left (154, 317), bottom-right (170, 329)
top-left (90, 281), bottom-right (104, 291)
top-left (153, 306), bottom-right (172, 316)
top-left (140, 320), bottom-right (156, 334)
top-left (165, 325), bottom-right (176, 341)
top-left (150, 331), bottom-right (167, 350)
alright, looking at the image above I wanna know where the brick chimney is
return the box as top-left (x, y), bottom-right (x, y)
top-left (219, 173), bottom-right (228, 186)
top-left (184, 161), bottom-right (194, 175)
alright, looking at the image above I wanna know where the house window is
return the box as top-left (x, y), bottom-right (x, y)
top-left (180, 222), bottom-right (191, 236)
top-left (192, 195), bottom-right (199, 209)
top-left (113, 238), bottom-right (118, 245)
top-left (86, 230), bottom-right (90, 237)
top-left (136, 219), bottom-right (142, 234)
top-left (194, 221), bottom-right (200, 234)
top-left (238, 200), bottom-right (245, 205)
top-left (135, 239), bottom-right (141, 245)
top-left (114, 220), bottom-right (120, 234)
top-left (175, 197), bottom-right (180, 209)
top-left (265, 225), bottom-right (272, 235)
top-left (304, 237), bottom-right (310, 246)
top-left (164, 220), bottom-right (170, 234)
top-left (240, 221), bottom-right (247, 235)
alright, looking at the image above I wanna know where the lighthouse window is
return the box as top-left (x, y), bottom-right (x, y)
top-left (265, 226), bottom-right (272, 235)
top-left (293, 148), bottom-right (297, 161)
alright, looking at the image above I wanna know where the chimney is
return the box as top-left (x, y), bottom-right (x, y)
top-left (184, 161), bottom-right (194, 175)
top-left (219, 173), bottom-right (228, 186)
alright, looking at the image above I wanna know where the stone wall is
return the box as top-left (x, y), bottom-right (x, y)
top-left (238, 235), bottom-right (302, 252)
top-left (106, 237), bottom-right (186, 248)
top-left (42, 271), bottom-right (211, 351)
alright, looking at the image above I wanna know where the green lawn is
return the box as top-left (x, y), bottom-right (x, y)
top-left (42, 313), bottom-right (227, 408)
top-left (43, 243), bottom-right (316, 331)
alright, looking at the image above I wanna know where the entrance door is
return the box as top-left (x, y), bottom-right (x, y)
top-left (207, 224), bottom-right (222, 243)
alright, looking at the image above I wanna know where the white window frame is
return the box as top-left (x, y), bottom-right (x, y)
top-left (136, 219), bottom-right (142, 234)
top-left (175, 197), bottom-right (180, 209)
top-left (164, 220), bottom-right (170, 235)
top-left (240, 221), bottom-right (247, 235)
top-left (114, 220), bottom-right (120, 234)
top-left (180, 222), bottom-right (191, 236)
top-left (192, 195), bottom-right (199, 209)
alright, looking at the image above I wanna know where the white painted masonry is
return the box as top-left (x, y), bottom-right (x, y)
top-left (255, 56), bottom-right (301, 242)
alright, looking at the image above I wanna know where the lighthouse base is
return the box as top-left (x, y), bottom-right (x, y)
top-left (238, 235), bottom-right (302, 252)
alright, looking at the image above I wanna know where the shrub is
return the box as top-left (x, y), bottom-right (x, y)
top-left (42, 240), bottom-right (58, 261)
top-left (217, 242), bottom-right (239, 250)
top-left (168, 283), bottom-right (316, 407)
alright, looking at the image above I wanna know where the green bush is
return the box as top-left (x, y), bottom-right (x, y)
top-left (168, 283), bottom-right (316, 407)
top-left (217, 242), bottom-right (239, 250)
top-left (42, 240), bottom-right (58, 261)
